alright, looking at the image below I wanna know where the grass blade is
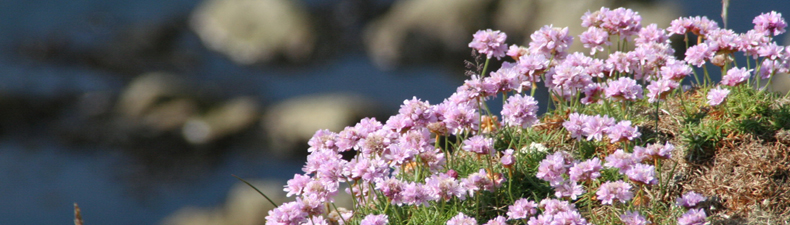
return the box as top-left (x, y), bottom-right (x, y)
top-left (232, 174), bottom-right (278, 208)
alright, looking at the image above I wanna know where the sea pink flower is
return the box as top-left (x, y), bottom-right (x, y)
top-left (753, 11), bottom-right (787, 36)
top-left (720, 67), bottom-right (752, 86)
top-left (446, 212), bottom-right (477, 225)
top-left (507, 198), bottom-right (538, 220)
top-left (569, 157), bottom-right (603, 182)
top-left (529, 25), bottom-right (573, 58)
top-left (605, 149), bottom-right (635, 172)
top-left (636, 23), bottom-right (669, 45)
top-left (625, 163), bottom-right (657, 185)
top-left (501, 94), bottom-right (540, 128)
top-left (462, 135), bottom-right (494, 155)
top-left (579, 26), bottom-right (611, 55)
top-left (582, 114), bottom-right (616, 141)
top-left (425, 173), bottom-right (466, 201)
top-left (685, 43), bottom-right (714, 67)
top-left (676, 191), bottom-right (706, 208)
top-left (361, 214), bottom-right (389, 225)
top-left (469, 29), bottom-right (508, 59)
top-left (677, 209), bottom-right (707, 225)
top-left (284, 174), bottom-right (311, 197)
top-left (620, 211), bottom-right (650, 225)
top-left (660, 59), bottom-right (693, 81)
top-left (707, 86), bottom-right (730, 106)
top-left (266, 201), bottom-right (308, 225)
top-left (483, 216), bottom-right (507, 225)
top-left (646, 78), bottom-right (679, 103)
top-left (537, 152), bottom-right (570, 185)
top-left (554, 180), bottom-right (585, 200)
top-left (607, 120), bottom-right (641, 143)
top-left (501, 149), bottom-right (515, 168)
top-left (597, 180), bottom-right (634, 205)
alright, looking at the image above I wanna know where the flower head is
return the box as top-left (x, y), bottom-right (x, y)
top-left (677, 209), bottom-right (707, 225)
top-left (462, 135), bottom-right (494, 155)
top-left (501, 94), bottom-right (540, 128)
top-left (753, 11), bottom-right (787, 36)
top-left (446, 212), bottom-right (478, 225)
top-left (620, 211), bottom-right (650, 225)
top-left (605, 77), bottom-right (643, 102)
top-left (469, 29), bottom-right (508, 59)
top-left (676, 191), bottom-right (706, 208)
top-left (361, 214), bottom-right (389, 225)
top-left (529, 25), bottom-right (573, 58)
top-left (596, 180), bottom-right (634, 205)
top-left (569, 157), bottom-right (603, 182)
top-left (707, 86), bottom-right (730, 106)
top-left (507, 198), bottom-right (538, 220)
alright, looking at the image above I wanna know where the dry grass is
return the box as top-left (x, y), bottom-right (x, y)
top-left (653, 89), bottom-right (790, 224)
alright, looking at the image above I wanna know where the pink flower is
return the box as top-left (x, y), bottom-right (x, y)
top-left (569, 157), bottom-right (603, 182)
top-left (677, 209), bottom-right (707, 225)
top-left (620, 211), bottom-right (650, 225)
top-left (685, 43), bottom-right (714, 67)
top-left (625, 163), bottom-right (657, 185)
top-left (660, 59), bottom-right (693, 81)
top-left (554, 180), bottom-right (585, 200)
top-left (707, 86), bottom-right (730, 106)
top-left (507, 198), bottom-right (538, 220)
top-left (607, 120), bottom-right (641, 143)
top-left (646, 78), bottom-right (679, 103)
top-left (483, 216), bottom-right (507, 225)
top-left (501, 94), bottom-right (540, 128)
top-left (529, 25), bottom-right (573, 58)
top-left (579, 27), bottom-right (611, 55)
top-left (361, 214), bottom-right (389, 225)
top-left (596, 180), bottom-right (634, 205)
top-left (635, 23), bottom-right (669, 45)
top-left (753, 11), bottom-right (787, 36)
top-left (469, 29), bottom-right (508, 59)
top-left (720, 67), bottom-right (752, 86)
top-left (462, 135), bottom-right (494, 155)
top-left (425, 173), bottom-right (466, 201)
top-left (676, 191), bottom-right (706, 208)
top-left (537, 152), bottom-right (570, 185)
top-left (501, 149), bottom-right (515, 167)
top-left (605, 149), bottom-right (635, 172)
top-left (446, 212), bottom-right (477, 225)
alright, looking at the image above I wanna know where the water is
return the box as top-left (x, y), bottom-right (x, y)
top-left (1, 0), bottom-right (789, 224)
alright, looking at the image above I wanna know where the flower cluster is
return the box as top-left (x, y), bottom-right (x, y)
top-left (563, 113), bottom-right (640, 143)
top-left (256, 5), bottom-right (790, 224)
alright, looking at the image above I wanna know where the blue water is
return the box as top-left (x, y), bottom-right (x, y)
top-left (0, 0), bottom-right (788, 224)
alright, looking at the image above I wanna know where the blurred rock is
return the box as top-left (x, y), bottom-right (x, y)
top-left (262, 93), bottom-right (381, 157)
top-left (160, 179), bottom-right (286, 225)
top-left (116, 72), bottom-right (192, 119)
top-left (190, 0), bottom-right (315, 64)
top-left (363, 0), bottom-right (493, 69)
top-left (183, 97), bottom-right (260, 144)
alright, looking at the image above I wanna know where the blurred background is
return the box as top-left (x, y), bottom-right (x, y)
top-left (0, 0), bottom-right (787, 224)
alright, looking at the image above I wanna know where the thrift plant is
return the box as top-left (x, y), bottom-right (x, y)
top-left (260, 4), bottom-right (790, 225)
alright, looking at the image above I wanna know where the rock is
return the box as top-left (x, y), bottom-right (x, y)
top-left (160, 179), bottom-right (286, 225)
top-left (190, 0), bottom-right (315, 64)
top-left (182, 97), bottom-right (260, 144)
top-left (262, 93), bottom-right (381, 157)
top-left (144, 99), bottom-right (198, 132)
top-left (116, 72), bottom-right (191, 119)
top-left (363, 0), bottom-right (493, 69)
